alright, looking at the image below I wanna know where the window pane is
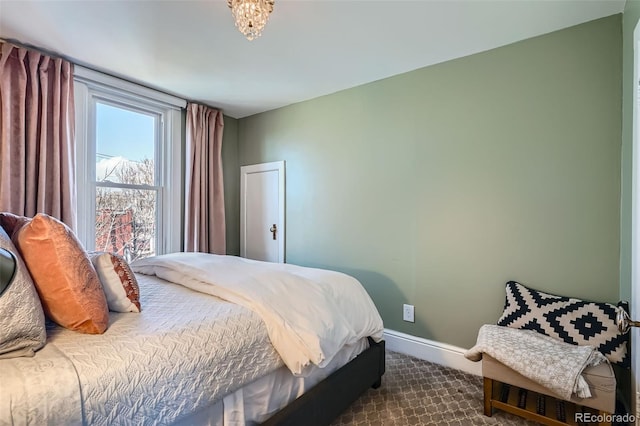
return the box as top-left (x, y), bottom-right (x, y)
top-left (95, 187), bottom-right (156, 262)
top-left (96, 102), bottom-right (155, 185)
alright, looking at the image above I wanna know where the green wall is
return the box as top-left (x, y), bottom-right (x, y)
top-left (222, 115), bottom-right (240, 256)
top-left (235, 16), bottom-right (622, 349)
top-left (621, 1), bottom-right (640, 303)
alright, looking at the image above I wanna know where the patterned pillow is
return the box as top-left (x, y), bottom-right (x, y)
top-left (90, 252), bottom-right (141, 313)
top-left (497, 281), bottom-right (629, 367)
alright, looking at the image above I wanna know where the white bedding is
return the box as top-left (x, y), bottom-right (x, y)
top-left (1, 257), bottom-right (384, 425)
top-left (132, 253), bottom-right (384, 375)
top-left (1, 274), bottom-right (284, 425)
top-left (177, 338), bottom-right (370, 426)
top-left (0, 343), bottom-right (82, 425)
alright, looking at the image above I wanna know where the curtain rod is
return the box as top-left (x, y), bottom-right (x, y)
top-left (0, 37), bottom-right (225, 114)
top-left (0, 38), bottom-right (66, 62)
top-left (1, 37), bottom-right (184, 103)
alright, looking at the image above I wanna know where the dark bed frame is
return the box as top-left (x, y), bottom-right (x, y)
top-left (262, 338), bottom-right (385, 426)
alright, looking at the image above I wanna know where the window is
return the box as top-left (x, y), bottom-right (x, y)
top-left (94, 102), bottom-right (158, 261)
top-left (74, 67), bottom-right (184, 259)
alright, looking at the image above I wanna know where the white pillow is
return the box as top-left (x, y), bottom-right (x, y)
top-left (90, 252), bottom-right (141, 313)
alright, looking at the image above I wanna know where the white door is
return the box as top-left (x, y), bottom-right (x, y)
top-left (240, 161), bottom-right (285, 263)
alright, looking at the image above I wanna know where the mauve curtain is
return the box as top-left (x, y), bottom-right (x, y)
top-left (0, 43), bottom-right (76, 229)
top-left (184, 103), bottom-right (226, 253)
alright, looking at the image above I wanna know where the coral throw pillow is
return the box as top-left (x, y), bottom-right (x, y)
top-left (15, 213), bottom-right (109, 334)
top-left (90, 252), bottom-right (141, 313)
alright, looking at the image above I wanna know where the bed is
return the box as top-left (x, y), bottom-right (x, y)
top-left (0, 215), bottom-right (385, 426)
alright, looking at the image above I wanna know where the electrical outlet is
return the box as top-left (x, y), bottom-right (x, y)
top-left (403, 304), bottom-right (415, 323)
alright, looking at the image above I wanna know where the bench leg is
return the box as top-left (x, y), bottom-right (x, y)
top-left (483, 377), bottom-right (493, 417)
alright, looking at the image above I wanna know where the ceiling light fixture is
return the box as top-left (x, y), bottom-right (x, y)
top-left (227, 0), bottom-right (275, 41)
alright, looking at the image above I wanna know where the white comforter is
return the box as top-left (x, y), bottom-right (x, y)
top-left (132, 253), bottom-right (384, 375)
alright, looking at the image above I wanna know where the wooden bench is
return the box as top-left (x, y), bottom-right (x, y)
top-left (482, 354), bottom-right (615, 426)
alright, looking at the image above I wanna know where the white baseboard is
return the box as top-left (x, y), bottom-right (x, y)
top-left (383, 329), bottom-right (482, 376)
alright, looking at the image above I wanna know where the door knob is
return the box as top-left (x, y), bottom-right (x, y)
top-left (269, 224), bottom-right (277, 240)
top-left (616, 309), bottom-right (640, 334)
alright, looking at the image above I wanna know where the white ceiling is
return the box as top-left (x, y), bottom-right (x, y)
top-left (0, 0), bottom-right (626, 118)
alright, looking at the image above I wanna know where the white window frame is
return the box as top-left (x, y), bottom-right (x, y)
top-left (74, 66), bottom-right (185, 256)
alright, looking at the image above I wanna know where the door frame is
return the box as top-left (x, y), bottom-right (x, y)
top-left (632, 20), bottom-right (640, 420)
top-left (240, 161), bottom-right (286, 263)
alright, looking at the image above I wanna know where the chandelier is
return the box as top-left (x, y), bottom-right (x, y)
top-left (227, 0), bottom-right (275, 41)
